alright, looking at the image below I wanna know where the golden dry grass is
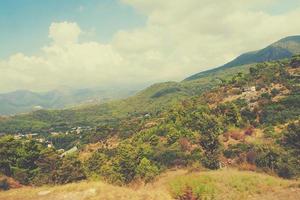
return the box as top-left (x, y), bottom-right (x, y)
top-left (0, 169), bottom-right (299, 200)
top-left (168, 169), bottom-right (300, 200)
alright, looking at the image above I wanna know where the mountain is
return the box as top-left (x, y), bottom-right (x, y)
top-left (1, 36), bottom-right (299, 131)
top-left (2, 35), bottom-right (298, 116)
top-left (0, 88), bottom-right (136, 115)
top-left (186, 35), bottom-right (300, 81)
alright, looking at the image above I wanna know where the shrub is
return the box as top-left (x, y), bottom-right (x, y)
top-left (135, 158), bottom-right (159, 183)
top-left (54, 154), bottom-right (86, 184)
top-left (0, 179), bottom-right (9, 191)
top-left (177, 186), bottom-right (200, 200)
top-left (223, 143), bottom-right (253, 159)
top-left (263, 126), bottom-right (276, 138)
top-left (271, 88), bottom-right (280, 97)
top-left (85, 151), bottom-right (108, 175)
top-left (244, 127), bottom-right (254, 136)
top-left (229, 131), bottom-right (245, 141)
top-left (281, 122), bottom-right (300, 153)
top-left (201, 152), bottom-right (220, 170)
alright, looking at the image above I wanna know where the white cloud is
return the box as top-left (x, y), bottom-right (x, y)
top-left (49, 22), bottom-right (81, 45)
top-left (1, 1), bottom-right (300, 92)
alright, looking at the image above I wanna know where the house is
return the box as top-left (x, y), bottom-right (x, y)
top-left (243, 86), bottom-right (256, 92)
top-left (61, 146), bottom-right (78, 157)
top-left (25, 133), bottom-right (39, 138)
top-left (45, 140), bottom-right (53, 148)
top-left (50, 132), bottom-right (60, 136)
top-left (250, 86), bottom-right (256, 92)
top-left (75, 127), bottom-right (82, 134)
top-left (14, 134), bottom-right (23, 140)
top-left (36, 138), bottom-right (45, 143)
top-left (144, 113), bottom-right (151, 118)
top-left (57, 149), bottom-right (65, 153)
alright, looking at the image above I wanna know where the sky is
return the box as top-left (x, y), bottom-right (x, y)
top-left (0, 0), bottom-right (300, 93)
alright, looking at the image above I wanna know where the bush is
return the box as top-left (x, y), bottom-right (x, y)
top-left (244, 127), bottom-right (254, 136)
top-left (177, 186), bottom-right (200, 200)
top-left (0, 179), bottom-right (10, 191)
top-left (223, 143), bottom-right (253, 159)
top-left (255, 146), bottom-right (281, 171)
top-left (271, 88), bottom-right (280, 97)
top-left (201, 152), bottom-right (220, 170)
top-left (281, 122), bottom-right (300, 153)
top-left (54, 154), bottom-right (86, 184)
top-left (135, 158), bottom-right (159, 183)
top-left (85, 151), bottom-right (108, 175)
top-left (263, 126), bottom-right (276, 138)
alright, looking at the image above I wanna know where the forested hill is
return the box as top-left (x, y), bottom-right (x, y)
top-left (0, 54), bottom-right (299, 195)
top-left (0, 55), bottom-right (299, 189)
top-left (185, 35), bottom-right (300, 81)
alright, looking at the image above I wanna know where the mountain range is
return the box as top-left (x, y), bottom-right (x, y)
top-left (0, 88), bottom-right (136, 115)
top-left (1, 35), bottom-right (299, 116)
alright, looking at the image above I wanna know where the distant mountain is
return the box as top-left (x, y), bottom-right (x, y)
top-left (0, 88), bottom-right (136, 115)
top-left (186, 35), bottom-right (300, 81)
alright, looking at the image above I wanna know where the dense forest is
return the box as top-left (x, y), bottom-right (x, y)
top-left (0, 56), bottom-right (299, 194)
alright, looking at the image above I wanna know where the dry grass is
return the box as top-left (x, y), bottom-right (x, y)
top-left (168, 169), bottom-right (300, 200)
top-left (0, 169), bottom-right (299, 200)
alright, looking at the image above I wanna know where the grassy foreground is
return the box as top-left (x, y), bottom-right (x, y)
top-left (0, 169), bottom-right (299, 200)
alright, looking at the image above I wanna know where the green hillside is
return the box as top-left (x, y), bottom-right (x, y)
top-left (0, 55), bottom-right (299, 190)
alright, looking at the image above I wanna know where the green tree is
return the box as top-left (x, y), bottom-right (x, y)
top-left (33, 148), bottom-right (62, 185)
top-left (55, 154), bottom-right (86, 184)
top-left (281, 122), bottom-right (300, 154)
top-left (135, 158), bottom-right (159, 183)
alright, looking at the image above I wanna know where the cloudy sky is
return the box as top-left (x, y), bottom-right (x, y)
top-left (1, 0), bottom-right (300, 93)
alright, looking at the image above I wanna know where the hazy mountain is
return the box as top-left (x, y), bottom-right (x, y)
top-left (186, 35), bottom-right (300, 81)
top-left (0, 88), bottom-right (137, 115)
top-left (2, 36), bottom-right (299, 116)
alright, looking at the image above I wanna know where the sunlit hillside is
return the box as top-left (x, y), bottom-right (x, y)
top-left (1, 169), bottom-right (299, 200)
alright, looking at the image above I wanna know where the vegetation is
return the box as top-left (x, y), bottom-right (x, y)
top-left (169, 169), bottom-right (300, 200)
top-left (0, 56), bottom-right (299, 193)
top-left (0, 169), bottom-right (299, 200)
top-left (0, 136), bottom-right (85, 185)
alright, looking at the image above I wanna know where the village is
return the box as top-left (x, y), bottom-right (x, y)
top-left (12, 126), bottom-right (94, 156)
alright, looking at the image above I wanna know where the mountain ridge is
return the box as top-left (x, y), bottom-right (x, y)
top-left (0, 88), bottom-right (137, 115)
top-left (185, 35), bottom-right (300, 81)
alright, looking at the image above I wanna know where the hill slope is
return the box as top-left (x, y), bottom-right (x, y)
top-left (186, 35), bottom-right (300, 81)
top-left (1, 169), bottom-right (299, 200)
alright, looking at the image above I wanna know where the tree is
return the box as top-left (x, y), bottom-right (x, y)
top-left (281, 122), bottom-right (300, 154)
top-left (55, 154), bottom-right (86, 184)
top-left (0, 136), bottom-right (21, 176)
top-left (190, 112), bottom-right (222, 169)
top-left (85, 151), bottom-right (108, 175)
top-left (135, 158), bottom-right (159, 183)
top-left (33, 148), bottom-right (61, 185)
top-left (115, 142), bottom-right (139, 183)
top-left (215, 102), bottom-right (242, 127)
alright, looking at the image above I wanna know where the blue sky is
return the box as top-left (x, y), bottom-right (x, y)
top-left (0, 0), bottom-right (146, 58)
top-left (265, 0), bottom-right (300, 14)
